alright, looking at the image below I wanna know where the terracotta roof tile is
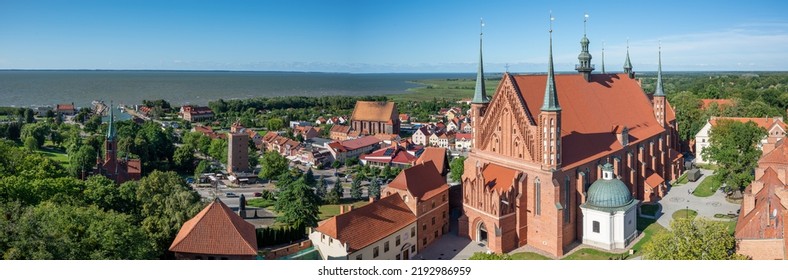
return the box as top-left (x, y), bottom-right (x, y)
top-left (760, 139), bottom-right (788, 165)
top-left (700, 99), bottom-right (734, 110)
top-left (710, 117), bottom-right (787, 131)
top-left (482, 163), bottom-right (519, 193)
top-left (644, 168), bottom-right (664, 189)
top-left (736, 168), bottom-right (787, 240)
top-left (339, 136), bottom-right (380, 150)
top-left (351, 101), bottom-right (397, 122)
top-left (169, 199), bottom-right (258, 256)
top-left (330, 125), bottom-right (351, 133)
top-left (416, 147), bottom-right (447, 175)
top-left (315, 195), bottom-right (415, 252)
top-left (387, 161), bottom-right (448, 201)
top-left (513, 74), bottom-right (666, 169)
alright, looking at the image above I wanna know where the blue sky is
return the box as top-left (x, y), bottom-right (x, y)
top-left (1, 0), bottom-right (787, 72)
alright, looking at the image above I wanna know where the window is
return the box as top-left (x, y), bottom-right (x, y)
top-left (411, 245), bottom-right (416, 253)
top-left (373, 246), bottom-right (379, 258)
top-left (592, 221), bottom-right (600, 233)
top-left (434, 230), bottom-right (438, 238)
top-left (432, 217), bottom-right (435, 225)
top-left (422, 224), bottom-right (426, 231)
top-left (396, 254), bottom-right (401, 260)
top-left (396, 236), bottom-right (401, 246)
top-left (329, 238), bottom-right (333, 245)
top-left (321, 234), bottom-right (325, 241)
top-left (443, 211), bottom-right (447, 219)
top-left (432, 201), bottom-right (435, 209)
top-left (443, 194), bottom-right (446, 202)
top-left (564, 176), bottom-right (571, 223)
top-left (356, 254), bottom-right (363, 260)
top-left (384, 241), bottom-right (389, 252)
top-left (411, 227), bottom-right (415, 237)
top-left (535, 178), bottom-right (541, 215)
top-left (422, 238), bottom-right (427, 246)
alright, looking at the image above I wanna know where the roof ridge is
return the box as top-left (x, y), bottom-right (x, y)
top-left (216, 199), bottom-right (258, 254)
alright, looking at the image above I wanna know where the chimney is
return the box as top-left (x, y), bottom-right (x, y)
top-left (742, 193), bottom-right (755, 217)
top-left (339, 205), bottom-right (345, 214)
top-left (369, 195), bottom-right (377, 203)
top-left (348, 205), bottom-right (354, 211)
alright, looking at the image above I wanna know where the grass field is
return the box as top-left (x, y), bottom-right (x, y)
top-left (319, 199), bottom-right (369, 220)
top-left (389, 78), bottom-right (500, 102)
top-left (631, 218), bottom-right (667, 255)
top-left (693, 175), bottom-right (721, 197)
top-left (672, 209), bottom-right (698, 220)
top-left (510, 252), bottom-right (552, 260)
top-left (562, 248), bottom-right (627, 260)
top-left (673, 173), bottom-right (688, 186)
top-left (37, 146), bottom-right (70, 168)
top-left (246, 198), bottom-right (275, 208)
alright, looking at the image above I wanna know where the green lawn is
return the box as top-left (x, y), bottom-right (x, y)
top-left (37, 146), bottom-right (70, 168)
top-left (673, 173), bottom-right (688, 186)
top-left (640, 204), bottom-right (660, 216)
top-left (693, 175), bottom-right (721, 197)
top-left (672, 209), bottom-right (698, 220)
top-left (510, 252), bottom-right (552, 260)
top-left (631, 218), bottom-right (667, 255)
top-left (319, 199), bottom-right (369, 220)
top-left (389, 78), bottom-right (499, 102)
top-left (246, 198), bottom-right (276, 208)
top-left (722, 220), bottom-right (737, 235)
top-left (562, 248), bottom-right (627, 260)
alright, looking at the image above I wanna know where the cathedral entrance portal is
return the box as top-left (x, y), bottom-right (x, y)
top-left (477, 222), bottom-right (488, 243)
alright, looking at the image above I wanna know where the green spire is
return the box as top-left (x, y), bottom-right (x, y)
top-left (107, 101), bottom-right (116, 140)
top-left (472, 18), bottom-right (489, 104)
top-left (623, 39), bottom-right (633, 74)
top-left (654, 43), bottom-right (665, 97)
top-left (541, 14), bottom-right (561, 112)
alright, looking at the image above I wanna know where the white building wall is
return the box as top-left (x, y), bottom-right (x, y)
top-left (581, 208), bottom-right (613, 249)
top-left (346, 222), bottom-right (417, 260)
top-left (309, 231), bottom-right (350, 260)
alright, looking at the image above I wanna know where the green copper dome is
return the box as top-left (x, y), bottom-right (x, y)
top-left (586, 163), bottom-right (633, 208)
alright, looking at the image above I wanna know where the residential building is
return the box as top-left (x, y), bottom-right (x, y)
top-left (262, 132), bottom-right (302, 157)
top-left (169, 198), bottom-right (258, 260)
top-left (179, 105), bottom-right (214, 122)
top-left (455, 133), bottom-right (473, 151)
top-left (399, 114), bottom-right (411, 124)
top-left (325, 136), bottom-right (381, 163)
top-left (383, 161), bottom-right (450, 251)
top-left (459, 26), bottom-right (681, 257)
top-left (329, 125), bottom-right (352, 141)
top-left (294, 125), bottom-right (320, 140)
top-left (695, 117), bottom-right (786, 164)
top-left (310, 195), bottom-right (417, 260)
top-left (360, 142), bottom-right (423, 169)
top-left (700, 99), bottom-right (735, 110)
top-left (350, 101), bottom-right (400, 135)
top-left (735, 139), bottom-right (788, 260)
top-left (411, 126), bottom-right (432, 146)
top-left (415, 147), bottom-right (448, 177)
top-left (56, 103), bottom-right (76, 115)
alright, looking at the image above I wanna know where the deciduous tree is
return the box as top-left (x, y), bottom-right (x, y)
top-left (702, 119), bottom-right (766, 192)
top-left (642, 218), bottom-right (747, 260)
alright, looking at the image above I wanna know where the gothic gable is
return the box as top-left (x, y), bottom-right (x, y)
top-left (477, 74), bottom-right (538, 162)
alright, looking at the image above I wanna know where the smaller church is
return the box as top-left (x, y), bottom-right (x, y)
top-left (96, 105), bottom-right (142, 184)
top-left (580, 163), bottom-right (639, 251)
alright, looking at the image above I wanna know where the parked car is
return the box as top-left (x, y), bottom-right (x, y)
top-left (253, 192), bottom-right (262, 197)
top-left (225, 192), bottom-right (238, 198)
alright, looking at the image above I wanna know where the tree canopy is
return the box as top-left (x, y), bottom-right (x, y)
top-left (259, 151), bottom-right (289, 180)
top-left (274, 176), bottom-right (320, 229)
top-left (701, 119), bottom-right (766, 192)
top-left (450, 156), bottom-right (465, 182)
top-left (642, 218), bottom-right (747, 260)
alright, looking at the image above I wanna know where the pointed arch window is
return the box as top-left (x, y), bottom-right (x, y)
top-left (535, 178), bottom-right (541, 216)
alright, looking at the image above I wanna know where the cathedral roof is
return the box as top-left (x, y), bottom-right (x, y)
top-left (351, 101), bottom-right (397, 122)
top-left (513, 73), bottom-right (666, 169)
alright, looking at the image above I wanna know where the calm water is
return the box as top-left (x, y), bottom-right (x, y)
top-left (0, 70), bottom-right (474, 107)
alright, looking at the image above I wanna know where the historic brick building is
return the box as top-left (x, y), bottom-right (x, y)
top-left (459, 23), bottom-right (682, 257)
top-left (384, 161), bottom-right (450, 251)
top-left (227, 132), bottom-right (250, 174)
top-left (169, 198), bottom-right (258, 260)
top-left (350, 101), bottom-right (400, 135)
top-left (735, 139), bottom-right (788, 260)
top-left (96, 106), bottom-right (141, 184)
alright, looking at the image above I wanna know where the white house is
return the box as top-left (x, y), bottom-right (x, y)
top-left (695, 117), bottom-right (787, 164)
top-left (411, 126), bottom-right (431, 146)
top-left (579, 163), bottom-right (639, 251)
top-left (310, 195), bottom-right (418, 260)
top-left (454, 133), bottom-right (472, 151)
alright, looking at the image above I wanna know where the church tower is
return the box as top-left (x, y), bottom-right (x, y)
top-left (623, 40), bottom-right (634, 78)
top-left (653, 44), bottom-right (666, 128)
top-left (540, 16), bottom-right (562, 171)
top-left (575, 14), bottom-right (594, 82)
top-left (470, 19), bottom-right (490, 149)
top-left (104, 102), bottom-right (118, 175)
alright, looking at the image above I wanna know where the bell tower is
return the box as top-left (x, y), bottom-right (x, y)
top-left (470, 18), bottom-right (490, 149)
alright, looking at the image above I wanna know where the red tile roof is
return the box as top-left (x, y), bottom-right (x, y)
top-left (169, 199), bottom-right (258, 256)
top-left (387, 161), bottom-right (448, 201)
top-left (339, 136), bottom-right (380, 151)
top-left (736, 168), bottom-right (787, 240)
top-left (710, 117), bottom-right (787, 131)
top-left (315, 195), bottom-right (415, 252)
top-left (330, 124), bottom-right (351, 133)
top-left (360, 145), bottom-right (418, 165)
top-left (482, 163), bottom-right (519, 193)
top-left (644, 168), bottom-right (664, 189)
top-left (416, 147), bottom-right (447, 175)
top-left (351, 101), bottom-right (397, 122)
top-left (455, 133), bottom-right (472, 140)
top-left (700, 99), bottom-right (734, 110)
top-left (56, 104), bottom-right (75, 111)
top-left (512, 73), bottom-right (668, 169)
top-left (760, 139), bottom-right (788, 165)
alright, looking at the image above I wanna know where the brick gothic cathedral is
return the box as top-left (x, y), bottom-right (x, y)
top-left (459, 20), bottom-right (683, 257)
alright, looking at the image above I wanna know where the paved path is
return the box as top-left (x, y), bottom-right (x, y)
top-left (412, 233), bottom-right (489, 260)
top-left (655, 169), bottom-right (740, 229)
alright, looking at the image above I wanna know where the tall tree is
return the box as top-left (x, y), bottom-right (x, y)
top-left (642, 218), bottom-right (747, 260)
top-left (259, 151), bottom-right (289, 180)
top-left (450, 156), bottom-right (466, 182)
top-left (274, 177), bottom-right (320, 229)
top-left (669, 91), bottom-right (704, 141)
top-left (350, 178), bottom-right (363, 200)
top-left (701, 119), bottom-right (766, 193)
top-left (172, 145), bottom-right (195, 172)
top-left (69, 145), bottom-right (97, 178)
top-left (368, 177), bottom-right (380, 200)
